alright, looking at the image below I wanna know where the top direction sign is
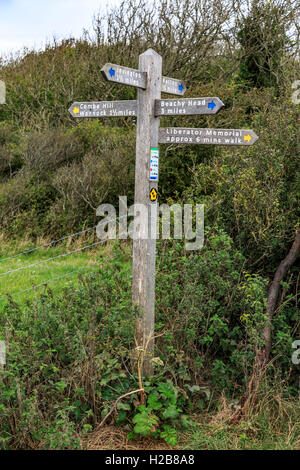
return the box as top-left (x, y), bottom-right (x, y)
top-left (101, 63), bottom-right (186, 95)
top-left (101, 63), bottom-right (147, 89)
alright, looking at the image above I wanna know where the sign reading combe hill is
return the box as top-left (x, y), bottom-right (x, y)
top-left (69, 100), bottom-right (137, 118)
top-left (159, 127), bottom-right (259, 146)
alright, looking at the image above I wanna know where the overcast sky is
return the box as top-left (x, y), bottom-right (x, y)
top-left (0, 0), bottom-right (118, 56)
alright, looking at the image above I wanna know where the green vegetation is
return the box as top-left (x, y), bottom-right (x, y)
top-left (0, 238), bottom-right (119, 306)
top-left (0, 0), bottom-right (299, 450)
top-left (182, 392), bottom-right (300, 450)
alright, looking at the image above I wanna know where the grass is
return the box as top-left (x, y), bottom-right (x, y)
top-left (0, 233), bottom-right (130, 308)
top-left (179, 393), bottom-right (300, 450)
top-left (80, 391), bottom-right (300, 450)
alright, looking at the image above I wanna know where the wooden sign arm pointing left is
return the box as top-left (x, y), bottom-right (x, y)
top-left (101, 63), bottom-right (147, 89)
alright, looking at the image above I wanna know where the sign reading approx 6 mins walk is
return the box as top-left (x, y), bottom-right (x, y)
top-left (69, 48), bottom-right (259, 376)
top-left (159, 127), bottom-right (259, 145)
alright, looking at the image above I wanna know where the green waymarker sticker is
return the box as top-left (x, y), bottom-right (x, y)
top-left (150, 147), bottom-right (159, 181)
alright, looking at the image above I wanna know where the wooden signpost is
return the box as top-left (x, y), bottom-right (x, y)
top-left (69, 48), bottom-right (258, 376)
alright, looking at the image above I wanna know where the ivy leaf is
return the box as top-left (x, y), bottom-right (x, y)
top-left (115, 410), bottom-right (127, 424)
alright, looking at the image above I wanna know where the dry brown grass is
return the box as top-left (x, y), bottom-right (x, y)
top-left (82, 425), bottom-right (175, 451)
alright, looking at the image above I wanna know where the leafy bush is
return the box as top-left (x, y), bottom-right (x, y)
top-left (156, 230), bottom-right (296, 393)
top-left (0, 251), bottom-right (133, 449)
top-left (130, 381), bottom-right (192, 446)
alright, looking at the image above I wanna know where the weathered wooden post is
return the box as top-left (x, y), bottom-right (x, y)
top-left (132, 49), bottom-right (162, 376)
top-left (0, 80), bottom-right (5, 105)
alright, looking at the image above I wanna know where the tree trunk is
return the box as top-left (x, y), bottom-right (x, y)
top-left (230, 227), bottom-right (300, 424)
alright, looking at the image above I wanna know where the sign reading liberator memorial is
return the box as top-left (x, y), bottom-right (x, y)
top-left (69, 48), bottom-right (259, 376)
top-left (159, 127), bottom-right (259, 145)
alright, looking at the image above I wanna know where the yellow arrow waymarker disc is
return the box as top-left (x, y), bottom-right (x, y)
top-left (150, 187), bottom-right (157, 202)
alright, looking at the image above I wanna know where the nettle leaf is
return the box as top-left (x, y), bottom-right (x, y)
top-left (157, 382), bottom-right (177, 403)
top-left (132, 411), bottom-right (159, 437)
top-left (147, 392), bottom-right (163, 411)
top-left (160, 424), bottom-right (177, 446)
top-left (162, 405), bottom-right (180, 419)
top-left (127, 431), bottom-right (138, 441)
top-left (136, 404), bottom-right (147, 412)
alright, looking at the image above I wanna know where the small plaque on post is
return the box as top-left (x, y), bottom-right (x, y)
top-left (150, 147), bottom-right (159, 181)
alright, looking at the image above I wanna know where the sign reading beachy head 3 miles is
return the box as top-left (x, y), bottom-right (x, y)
top-left (155, 97), bottom-right (224, 116)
